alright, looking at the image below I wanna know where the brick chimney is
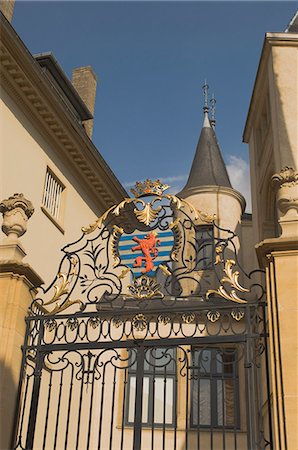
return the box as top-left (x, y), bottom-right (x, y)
top-left (0, 0), bottom-right (15, 22)
top-left (72, 66), bottom-right (97, 139)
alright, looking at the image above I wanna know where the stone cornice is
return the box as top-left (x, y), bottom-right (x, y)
top-left (0, 260), bottom-right (44, 287)
top-left (243, 32), bottom-right (298, 143)
top-left (255, 236), bottom-right (298, 268)
top-left (0, 13), bottom-right (127, 212)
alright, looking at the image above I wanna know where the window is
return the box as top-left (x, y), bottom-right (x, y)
top-left (42, 168), bottom-right (65, 223)
top-left (127, 347), bottom-right (176, 426)
top-left (195, 226), bottom-right (214, 270)
top-left (191, 347), bottom-right (239, 428)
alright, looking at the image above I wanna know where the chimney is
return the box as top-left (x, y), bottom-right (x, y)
top-left (0, 0), bottom-right (15, 22)
top-left (72, 66), bottom-right (97, 139)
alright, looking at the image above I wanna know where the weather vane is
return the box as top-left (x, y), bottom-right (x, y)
top-left (210, 93), bottom-right (216, 128)
top-left (202, 80), bottom-right (209, 115)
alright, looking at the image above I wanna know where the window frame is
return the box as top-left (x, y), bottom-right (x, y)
top-left (126, 347), bottom-right (177, 427)
top-left (194, 225), bottom-right (214, 270)
top-left (190, 346), bottom-right (240, 430)
top-left (41, 167), bottom-right (65, 232)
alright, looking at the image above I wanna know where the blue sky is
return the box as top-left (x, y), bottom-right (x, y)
top-left (13, 1), bottom-right (297, 211)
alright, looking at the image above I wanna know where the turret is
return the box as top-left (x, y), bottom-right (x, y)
top-left (178, 83), bottom-right (245, 236)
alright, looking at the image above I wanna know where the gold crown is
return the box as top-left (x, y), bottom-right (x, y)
top-left (130, 179), bottom-right (169, 197)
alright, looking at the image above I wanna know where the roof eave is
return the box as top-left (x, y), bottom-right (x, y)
top-left (243, 32), bottom-right (298, 143)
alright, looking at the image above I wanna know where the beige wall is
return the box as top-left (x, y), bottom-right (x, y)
top-left (245, 31), bottom-right (298, 450)
top-left (245, 34), bottom-right (298, 243)
top-left (0, 86), bottom-right (101, 285)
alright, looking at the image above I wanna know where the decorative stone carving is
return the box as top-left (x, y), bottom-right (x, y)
top-left (271, 167), bottom-right (298, 238)
top-left (0, 193), bottom-right (34, 239)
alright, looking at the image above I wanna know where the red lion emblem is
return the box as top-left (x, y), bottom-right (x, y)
top-left (131, 232), bottom-right (160, 273)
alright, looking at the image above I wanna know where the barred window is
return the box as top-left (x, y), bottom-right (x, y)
top-left (127, 347), bottom-right (176, 426)
top-left (191, 347), bottom-right (239, 428)
top-left (42, 168), bottom-right (64, 221)
top-left (195, 226), bottom-right (214, 270)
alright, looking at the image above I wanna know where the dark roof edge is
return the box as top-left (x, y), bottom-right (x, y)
top-left (0, 11), bottom-right (128, 203)
top-left (34, 52), bottom-right (93, 121)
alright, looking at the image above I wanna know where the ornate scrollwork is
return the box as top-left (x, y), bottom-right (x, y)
top-left (127, 276), bottom-right (163, 299)
top-left (33, 257), bottom-right (84, 315)
top-left (231, 309), bottom-right (245, 321)
top-left (207, 259), bottom-right (249, 304)
top-left (207, 310), bottom-right (221, 322)
top-left (132, 313), bottom-right (147, 331)
top-left (29, 179), bottom-right (264, 315)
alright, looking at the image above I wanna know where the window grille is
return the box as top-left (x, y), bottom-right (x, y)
top-left (127, 347), bottom-right (176, 426)
top-left (42, 169), bottom-right (64, 221)
top-left (191, 347), bottom-right (239, 428)
top-left (195, 226), bottom-right (214, 270)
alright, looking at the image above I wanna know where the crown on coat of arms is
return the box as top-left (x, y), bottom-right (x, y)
top-left (130, 179), bottom-right (169, 197)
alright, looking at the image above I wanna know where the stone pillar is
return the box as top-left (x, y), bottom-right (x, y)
top-left (0, 194), bottom-right (43, 450)
top-left (72, 66), bottom-right (97, 139)
top-left (256, 167), bottom-right (298, 450)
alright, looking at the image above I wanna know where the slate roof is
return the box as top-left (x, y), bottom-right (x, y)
top-left (178, 114), bottom-right (232, 196)
top-left (285, 10), bottom-right (298, 32)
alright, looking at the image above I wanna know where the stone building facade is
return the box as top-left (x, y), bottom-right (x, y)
top-left (0, 3), bottom-right (297, 450)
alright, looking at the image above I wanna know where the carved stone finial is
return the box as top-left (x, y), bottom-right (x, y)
top-left (271, 167), bottom-right (298, 238)
top-left (271, 166), bottom-right (298, 188)
top-left (0, 193), bottom-right (34, 239)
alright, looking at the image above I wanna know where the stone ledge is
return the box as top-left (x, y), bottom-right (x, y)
top-left (255, 237), bottom-right (298, 268)
top-left (0, 260), bottom-right (44, 287)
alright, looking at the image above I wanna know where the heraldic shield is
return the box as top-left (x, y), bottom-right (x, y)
top-left (31, 179), bottom-right (264, 315)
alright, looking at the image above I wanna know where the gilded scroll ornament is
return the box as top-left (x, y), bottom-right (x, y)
top-left (127, 275), bottom-right (163, 300)
top-left (231, 309), bottom-right (245, 321)
top-left (206, 259), bottom-right (249, 304)
top-left (132, 313), bottom-right (147, 331)
top-left (34, 258), bottom-right (84, 315)
top-left (207, 310), bottom-right (221, 322)
top-left (134, 202), bottom-right (161, 225)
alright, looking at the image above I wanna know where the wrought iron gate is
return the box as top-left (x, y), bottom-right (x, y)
top-left (13, 180), bottom-right (272, 450)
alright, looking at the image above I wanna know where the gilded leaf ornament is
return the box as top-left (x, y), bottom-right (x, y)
top-left (206, 259), bottom-right (249, 304)
top-left (34, 259), bottom-right (84, 315)
top-left (134, 202), bottom-right (161, 226)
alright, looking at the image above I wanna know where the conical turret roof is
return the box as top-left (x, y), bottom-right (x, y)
top-left (178, 112), bottom-right (232, 197)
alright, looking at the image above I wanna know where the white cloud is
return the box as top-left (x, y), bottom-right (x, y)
top-left (226, 155), bottom-right (251, 213)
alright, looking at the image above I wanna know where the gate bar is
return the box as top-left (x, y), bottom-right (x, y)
top-left (133, 344), bottom-right (145, 450)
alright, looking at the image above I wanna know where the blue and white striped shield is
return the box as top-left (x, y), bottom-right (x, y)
top-left (118, 229), bottom-right (174, 277)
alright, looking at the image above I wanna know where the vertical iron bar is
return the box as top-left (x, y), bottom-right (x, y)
top-left (210, 354), bottom-right (214, 450)
top-left (75, 361), bottom-right (85, 450)
top-left (25, 352), bottom-right (44, 450)
top-left (233, 352), bottom-right (237, 450)
top-left (173, 355), bottom-right (178, 450)
top-left (222, 360), bottom-right (226, 450)
top-left (263, 304), bottom-right (273, 449)
top-left (86, 361), bottom-right (97, 450)
top-left (245, 304), bottom-right (257, 450)
top-left (10, 321), bottom-right (31, 450)
top-left (162, 363), bottom-right (167, 450)
top-left (53, 370), bottom-right (64, 450)
top-left (120, 367), bottom-right (128, 450)
top-left (64, 365), bottom-right (74, 450)
top-left (185, 355), bottom-right (189, 450)
top-left (151, 351), bottom-right (156, 450)
top-left (109, 365), bottom-right (117, 450)
top-left (14, 374), bottom-right (30, 450)
top-left (133, 344), bottom-right (145, 450)
top-left (42, 371), bottom-right (53, 450)
top-left (197, 364), bottom-right (201, 450)
top-left (98, 362), bottom-right (107, 450)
